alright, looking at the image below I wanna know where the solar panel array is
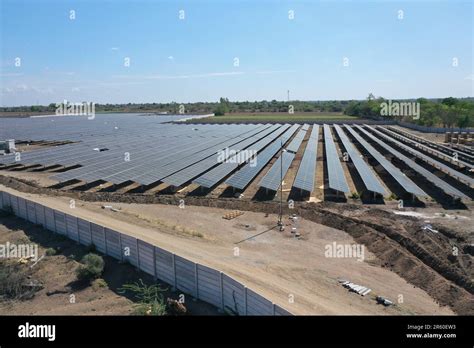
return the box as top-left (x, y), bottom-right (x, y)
top-left (364, 126), bottom-right (469, 199)
top-left (193, 124), bottom-right (289, 188)
top-left (372, 126), bottom-right (474, 187)
top-left (345, 125), bottom-right (427, 197)
top-left (225, 124), bottom-right (299, 190)
top-left (333, 125), bottom-right (387, 195)
top-left (323, 124), bottom-right (349, 193)
top-left (1, 113), bottom-right (471, 203)
top-left (386, 126), bottom-right (474, 164)
top-left (381, 127), bottom-right (474, 170)
top-left (293, 125), bottom-right (319, 193)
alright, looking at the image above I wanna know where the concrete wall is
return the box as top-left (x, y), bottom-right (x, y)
top-left (0, 190), bottom-right (292, 316)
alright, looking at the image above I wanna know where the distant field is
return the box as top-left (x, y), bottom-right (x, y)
top-left (185, 112), bottom-right (358, 123)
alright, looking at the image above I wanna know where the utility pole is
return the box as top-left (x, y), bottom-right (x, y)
top-left (287, 90), bottom-right (290, 102)
top-left (278, 138), bottom-right (284, 230)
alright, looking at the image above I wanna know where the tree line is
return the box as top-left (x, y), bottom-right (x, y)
top-left (2, 96), bottom-right (473, 128)
top-left (344, 95), bottom-right (474, 128)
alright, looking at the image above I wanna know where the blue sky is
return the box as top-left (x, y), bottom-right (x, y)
top-left (0, 0), bottom-right (472, 106)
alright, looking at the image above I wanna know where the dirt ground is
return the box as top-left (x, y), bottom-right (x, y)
top-left (1, 183), bottom-right (464, 315)
top-left (0, 211), bottom-right (219, 315)
top-left (390, 125), bottom-right (447, 143)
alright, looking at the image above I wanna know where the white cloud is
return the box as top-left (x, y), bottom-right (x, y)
top-left (0, 72), bottom-right (24, 77)
top-left (113, 71), bottom-right (245, 80)
top-left (111, 47), bottom-right (119, 51)
top-left (464, 74), bottom-right (474, 81)
top-left (256, 69), bottom-right (296, 75)
top-left (168, 56), bottom-right (174, 60)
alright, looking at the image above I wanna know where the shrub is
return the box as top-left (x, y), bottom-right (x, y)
top-left (92, 278), bottom-right (108, 291)
top-left (45, 248), bottom-right (56, 256)
top-left (0, 261), bottom-right (38, 299)
top-left (119, 279), bottom-right (167, 316)
top-left (76, 253), bottom-right (104, 281)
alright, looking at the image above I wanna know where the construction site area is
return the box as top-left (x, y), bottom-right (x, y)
top-left (0, 113), bottom-right (472, 315)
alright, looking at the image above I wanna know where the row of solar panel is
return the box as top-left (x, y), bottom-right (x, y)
top-left (2, 119), bottom-right (471, 201)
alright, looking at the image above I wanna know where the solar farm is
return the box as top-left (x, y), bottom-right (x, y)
top-left (0, 113), bottom-right (473, 207)
top-left (1, 113), bottom-right (473, 317)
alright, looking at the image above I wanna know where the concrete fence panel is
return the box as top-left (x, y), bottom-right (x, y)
top-left (137, 240), bottom-right (155, 277)
top-left (10, 195), bottom-right (19, 216)
top-left (26, 200), bottom-right (37, 224)
top-left (175, 255), bottom-right (197, 298)
top-left (44, 207), bottom-right (56, 232)
top-left (65, 214), bottom-right (79, 242)
top-left (196, 264), bottom-right (222, 308)
top-left (34, 203), bottom-right (45, 227)
top-left (91, 223), bottom-right (106, 253)
top-left (273, 305), bottom-right (292, 316)
top-left (77, 218), bottom-right (92, 246)
top-left (1, 192), bottom-right (11, 210)
top-left (154, 246), bottom-right (175, 286)
top-left (104, 228), bottom-right (122, 261)
top-left (54, 210), bottom-right (67, 235)
top-left (17, 197), bottom-right (27, 220)
top-left (246, 288), bottom-right (273, 316)
top-left (222, 274), bottom-right (246, 315)
top-left (120, 233), bottom-right (139, 267)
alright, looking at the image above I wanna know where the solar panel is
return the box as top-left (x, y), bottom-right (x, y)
top-left (364, 126), bottom-right (470, 199)
top-left (344, 125), bottom-right (427, 197)
top-left (258, 150), bottom-right (295, 191)
top-left (292, 125), bottom-right (319, 193)
top-left (374, 126), bottom-right (473, 187)
top-left (225, 124), bottom-right (299, 190)
top-left (382, 127), bottom-right (474, 169)
top-left (323, 124), bottom-right (349, 193)
top-left (386, 126), bottom-right (474, 164)
top-left (333, 125), bottom-right (387, 195)
top-left (162, 125), bottom-right (278, 187)
top-left (193, 124), bottom-right (290, 188)
top-left (286, 128), bottom-right (306, 153)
